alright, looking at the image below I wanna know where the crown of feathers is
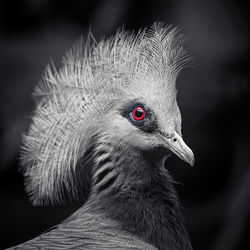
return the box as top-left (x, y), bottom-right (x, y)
top-left (20, 23), bottom-right (191, 205)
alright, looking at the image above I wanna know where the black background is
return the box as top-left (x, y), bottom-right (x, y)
top-left (0, 0), bottom-right (249, 249)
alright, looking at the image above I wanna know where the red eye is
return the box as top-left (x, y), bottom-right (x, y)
top-left (132, 106), bottom-right (145, 120)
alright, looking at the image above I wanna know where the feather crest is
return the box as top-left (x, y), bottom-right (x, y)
top-left (20, 23), bottom-right (191, 205)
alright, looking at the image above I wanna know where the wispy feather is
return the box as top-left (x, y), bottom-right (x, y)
top-left (20, 23), bottom-right (191, 205)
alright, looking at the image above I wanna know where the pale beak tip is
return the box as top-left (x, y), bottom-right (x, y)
top-left (186, 150), bottom-right (195, 167)
top-left (189, 156), bottom-right (195, 167)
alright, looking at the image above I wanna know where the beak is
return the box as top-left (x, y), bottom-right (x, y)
top-left (157, 131), bottom-right (195, 166)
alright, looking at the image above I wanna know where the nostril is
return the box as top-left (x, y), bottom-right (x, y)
top-left (173, 138), bottom-right (177, 142)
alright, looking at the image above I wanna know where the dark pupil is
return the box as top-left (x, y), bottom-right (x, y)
top-left (135, 108), bottom-right (143, 118)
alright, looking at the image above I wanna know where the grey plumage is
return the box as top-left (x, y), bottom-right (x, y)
top-left (12, 23), bottom-right (194, 249)
top-left (11, 212), bottom-right (157, 249)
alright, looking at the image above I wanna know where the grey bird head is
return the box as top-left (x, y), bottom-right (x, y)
top-left (21, 23), bottom-right (194, 205)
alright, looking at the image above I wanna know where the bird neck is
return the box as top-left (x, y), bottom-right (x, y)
top-left (87, 145), bottom-right (192, 250)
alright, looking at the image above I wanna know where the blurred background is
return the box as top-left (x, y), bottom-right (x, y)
top-left (0, 0), bottom-right (249, 249)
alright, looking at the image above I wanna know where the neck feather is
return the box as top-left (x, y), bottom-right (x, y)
top-left (86, 143), bottom-right (192, 250)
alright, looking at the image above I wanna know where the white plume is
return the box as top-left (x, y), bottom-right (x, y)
top-left (20, 23), bottom-right (191, 205)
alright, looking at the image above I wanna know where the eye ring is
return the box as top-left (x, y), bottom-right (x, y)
top-left (132, 106), bottom-right (145, 121)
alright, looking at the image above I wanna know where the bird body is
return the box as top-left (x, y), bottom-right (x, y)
top-left (12, 23), bottom-right (194, 249)
top-left (11, 211), bottom-right (157, 249)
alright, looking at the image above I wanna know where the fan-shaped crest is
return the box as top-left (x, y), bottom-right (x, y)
top-left (21, 23), bottom-right (191, 205)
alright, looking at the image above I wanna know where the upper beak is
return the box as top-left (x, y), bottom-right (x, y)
top-left (157, 131), bottom-right (195, 166)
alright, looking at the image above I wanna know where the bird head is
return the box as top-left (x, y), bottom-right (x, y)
top-left (21, 23), bottom-right (194, 205)
top-left (100, 95), bottom-right (194, 167)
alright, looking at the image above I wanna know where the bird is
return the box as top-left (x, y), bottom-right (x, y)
top-left (10, 23), bottom-right (194, 249)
